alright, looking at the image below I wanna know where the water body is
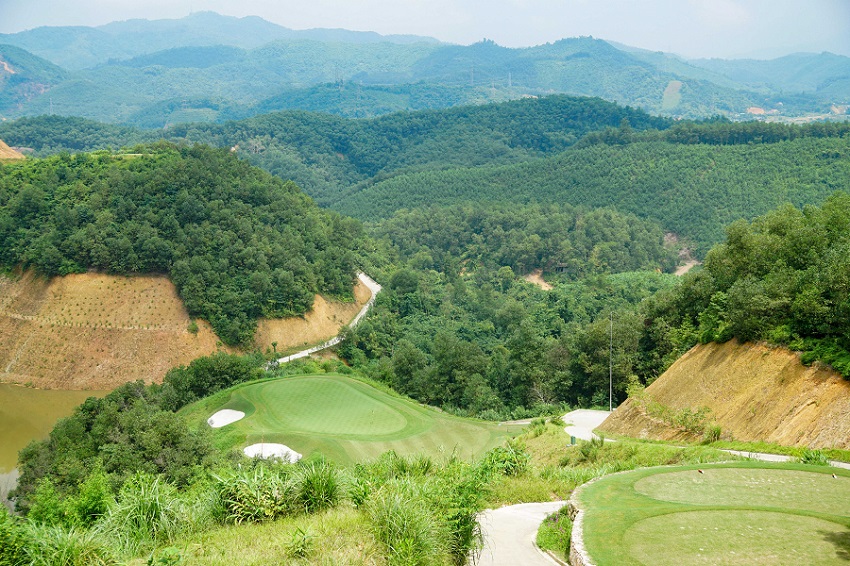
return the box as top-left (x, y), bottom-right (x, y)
top-left (0, 383), bottom-right (107, 473)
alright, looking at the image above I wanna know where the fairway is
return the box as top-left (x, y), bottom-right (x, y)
top-left (182, 374), bottom-right (520, 464)
top-left (575, 462), bottom-right (850, 565)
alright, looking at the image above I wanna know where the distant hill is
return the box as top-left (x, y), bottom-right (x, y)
top-left (598, 341), bottom-right (850, 450)
top-left (691, 52), bottom-right (850, 101)
top-left (0, 11), bottom-right (441, 70)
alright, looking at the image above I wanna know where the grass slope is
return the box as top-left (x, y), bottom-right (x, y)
top-left (577, 462), bottom-right (850, 565)
top-left (182, 374), bottom-right (520, 464)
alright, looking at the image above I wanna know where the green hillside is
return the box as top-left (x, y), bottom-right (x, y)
top-left (0, 143), bottom-right (363, 345)
top-left (181, 374), bottom-right (519, 464)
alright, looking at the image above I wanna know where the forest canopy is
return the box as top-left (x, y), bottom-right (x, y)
top-left (0, 143), bottom-right (363, 346)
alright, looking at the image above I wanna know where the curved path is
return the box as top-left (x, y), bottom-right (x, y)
top-left (271, 272), bottom-right (381, 366)
top-left (477, 501), bottom-right (567, 566)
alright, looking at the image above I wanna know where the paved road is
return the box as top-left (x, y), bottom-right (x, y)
top-left (562, 409), bottom-right (613, 441)
top-left (476, 501), bottom-right (567, 566)
top-left (271, 272), bottom-right (382, 366)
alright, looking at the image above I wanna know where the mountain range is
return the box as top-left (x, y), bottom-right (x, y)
top-left (0, 12), bottom-right (848, 126)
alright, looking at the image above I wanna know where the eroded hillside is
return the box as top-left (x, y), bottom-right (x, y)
top-left (0, 139), bottom-right (23, 160)
top-left (0, 270), bottom-right (369, 389)
top-left (598, 341), bottom-right (850, 449)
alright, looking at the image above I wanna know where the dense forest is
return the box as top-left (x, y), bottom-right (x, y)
top-left (0, 143), bottom-right (362, 345)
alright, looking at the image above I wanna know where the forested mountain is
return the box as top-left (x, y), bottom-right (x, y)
top-left (0, 143), bottom-right (363, 346)
top-left (1, 13), bottom-right (848, 124)
top-left (691, 52), bottom-right (850, 100)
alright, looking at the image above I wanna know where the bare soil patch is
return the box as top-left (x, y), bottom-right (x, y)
top-left (0, 271), bottom-right (370, 390)
top-left (0, 139), bottom-right (24, 160)
top-left (599, 341), bottom-right (850, 449)
top-left (524, 269), bottom-right (553, 291)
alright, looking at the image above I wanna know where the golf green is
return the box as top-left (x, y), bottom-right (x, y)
top-left (576, 462), bottom-right (850, 565)
top-left (183, 374), bottom-right (520, 464)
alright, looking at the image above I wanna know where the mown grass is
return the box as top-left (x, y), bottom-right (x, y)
top-left (578, 462), bottom-right (850, 566)
top-left (180, 374), bottom-right (521, 465)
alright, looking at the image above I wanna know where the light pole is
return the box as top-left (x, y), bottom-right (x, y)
top-left (609, 311), bottom-right (613, 412)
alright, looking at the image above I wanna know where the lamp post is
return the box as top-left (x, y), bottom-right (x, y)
top-left (609, 311), bottom-right (613, 412)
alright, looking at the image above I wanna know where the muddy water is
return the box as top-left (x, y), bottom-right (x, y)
top-left (0, 384), bottom-right (107, 473)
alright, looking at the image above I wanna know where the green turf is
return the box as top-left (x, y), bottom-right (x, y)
top-left (181, 374), bottom-right (521, 465)
top-left (577, 462), bottom-right (850, 565)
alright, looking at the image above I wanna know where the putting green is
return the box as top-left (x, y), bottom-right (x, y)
top-left (577, 463), bottom-right (850, 565)
top-left (182, 374), bottom-right (520, 464)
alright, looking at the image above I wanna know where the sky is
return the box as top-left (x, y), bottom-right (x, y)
top-left (1, 0), bottom-right (849, 60)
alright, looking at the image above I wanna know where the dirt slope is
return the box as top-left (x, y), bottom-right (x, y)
top-left (0, 271), bottom-right (370, 390)
top-left (0, 139), bottom-right (24, 160)
top-left (598, 341), bottom-right (850, 449)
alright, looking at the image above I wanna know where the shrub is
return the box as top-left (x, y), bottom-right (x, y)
top-left (97, 473), bottom-right (188, 556)
top-left (798, 449), bottom-right (830, 466)
top-left (482, 438), bottom-right (531, 477)
top-left (536, 507), bottom-right (572, 559)
top-left (0, 506), bottom-right (30, 566)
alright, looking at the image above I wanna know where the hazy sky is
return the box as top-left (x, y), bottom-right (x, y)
top-left (2, 0), bottom-right (849, 59)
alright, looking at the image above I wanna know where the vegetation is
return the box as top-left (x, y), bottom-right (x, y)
top-left (0, 143), bottom-right (362, 345)
top-left (641, 193), bottom-right (850, 378)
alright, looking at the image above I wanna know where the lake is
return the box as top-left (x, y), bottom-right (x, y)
top-left (0, 383), bottom-right (107, 473)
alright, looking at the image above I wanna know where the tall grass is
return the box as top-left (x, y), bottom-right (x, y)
top-left (215, 464), bottom-right (294, 524)
top-left (366, 478), bottom-right (450, 566)
top-left (22, 523), bottom-right (115, 566)
top-left (292, 461), bottom-right (347, 514)
top-left (96, 473), bottom-right (190, 557)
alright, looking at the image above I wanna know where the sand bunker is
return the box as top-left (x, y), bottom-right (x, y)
top-left (207, 409), bottom-right (245, 428)
top-left (243, 443), bottom-right (302, 463)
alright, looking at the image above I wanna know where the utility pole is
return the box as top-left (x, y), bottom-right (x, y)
top-left (609, 311), bottom-right (613, 412)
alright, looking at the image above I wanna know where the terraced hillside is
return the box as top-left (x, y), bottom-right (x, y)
top-left (0, 270), bottom-right (370, 389)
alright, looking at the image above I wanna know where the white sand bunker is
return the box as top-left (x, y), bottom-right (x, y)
top-left (207, 409), bottom-right (245, 428)
top-left (244, 443), bottom-right (302, 463)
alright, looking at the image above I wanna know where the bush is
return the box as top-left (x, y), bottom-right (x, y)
top-left (798, 449), bottom-right (830, 466)
top-left (0, 505), bottom-right (29, 566)
top-left (536, 507), bottom-right (572, 559)
top-left (482, 438), bottom-right (531, 477)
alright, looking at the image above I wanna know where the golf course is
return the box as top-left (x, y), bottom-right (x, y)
top-left (574, 461), bottom-right (850, 565)
top-left (181, 373), bottom-right (522, 464)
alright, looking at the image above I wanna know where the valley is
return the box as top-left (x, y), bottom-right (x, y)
top-left (1, 8), bottom-right (849, 565)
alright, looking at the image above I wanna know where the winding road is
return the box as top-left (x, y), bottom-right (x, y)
top-left (271, 272), bottom-right (382, 365)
